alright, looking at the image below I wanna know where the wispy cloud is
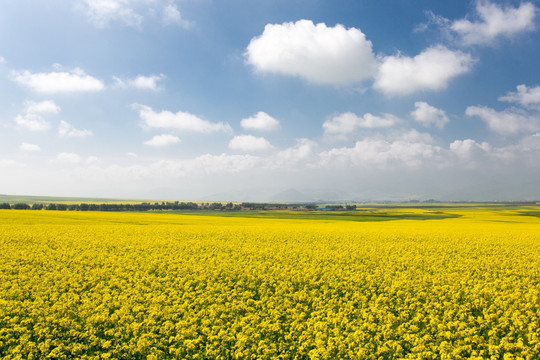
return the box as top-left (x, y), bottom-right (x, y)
top-left (113, 74), bottom-right (165, 91)
top-left (58, 120), bottom-right (93, 138)
top-left (14, 100), bottom-right (60, 131)
top-left (80, 0), bottom-right (192, 28)
top-left (162, 3), bottom-right (192, 28)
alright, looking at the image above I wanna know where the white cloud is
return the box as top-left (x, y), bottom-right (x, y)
top-left (14, 100), bottom-right (61, 131)
top-left (499, 84), bottom-right (540, 108)
top-left (162, 3), bottom-right (191, 28)
top-left (245, 19), bottom-right (377, 85)
top-left (190, 154), bottom-right (260, 174)
top-left (58, 120), bottom-right (93, 138)
top-left (82, 0), bottom-right (144, 28)
top-left (320, 137), bottom-right (442, 169)
top-left (323, 112), bottom-right (398, 135)
top-left (451, 1), bottom-right (536, 46)
top-left (136, 104), bottom-right (232, 133)
top-left (56, 152), bottom-right (81, 164)
top-left (519, 132), bottom-right (540, 151)
top-left (11, 68), bottom-right (105, 93)
top-left (163, 3), bottom-right (180, 22)
top-left (80, 0), bottom-right (191, 28)
top-left (0, 56), bottom-right (5, 63)
top-left (410, 101), bottom-right (450, 128)
top-left (374, 45), bottom-right (474, 96)
top-left (144, 134), bottom-right (181, 147)
top-left (229, 135), bottom-right (273, 152)
top-left (86, 156), bottom-right (101, 164)
top-left (25, 100), bottom-right (61, 114)
top-left (240, 112), bottom-right (280, 131)
top-left (450, 139), bottom-right (491, 159)
top-left (272, 139), bottom-right (317, 168)
top-left (130, 74), bottom-right (165, 90)
top-left (398, 129), bottom-right (435, 144)
top-left (114, 74), bottom-right (165, 91)
top-left (20, 142), bottom-right (41, 152)
top-left (466, 105), bottom-right (540, 135)
top-left (14, 114), bottom-right (50, 131)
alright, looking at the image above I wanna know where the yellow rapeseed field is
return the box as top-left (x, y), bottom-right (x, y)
top-left (1, 207), bottom-right (539, 359)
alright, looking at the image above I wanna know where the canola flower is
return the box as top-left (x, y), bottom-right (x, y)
top-left (0, 208), bottom-right (539, 359)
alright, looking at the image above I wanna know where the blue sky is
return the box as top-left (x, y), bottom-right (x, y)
top-left (1, 0), bottom-right (540, 201)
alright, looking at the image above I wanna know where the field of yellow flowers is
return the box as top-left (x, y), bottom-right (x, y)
top-left (1, 206), bottom-right (539, 359)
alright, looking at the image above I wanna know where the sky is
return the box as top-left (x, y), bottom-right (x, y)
top-left (1, 0), bottom-right (540, 202)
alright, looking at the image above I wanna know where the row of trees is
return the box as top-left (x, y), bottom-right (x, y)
top-left (0, 202), bottom-right (360, 212)
top-left (0, 201), bottom-right (332, 212)
top-left (0, 202), bottom-right (240, 212)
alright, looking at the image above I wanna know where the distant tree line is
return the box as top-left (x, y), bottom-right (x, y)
top-left (0, 201), bottom-right (327, 212)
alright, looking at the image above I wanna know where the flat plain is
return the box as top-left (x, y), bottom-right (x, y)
top-left (1, 205), bottom-right (539, 359)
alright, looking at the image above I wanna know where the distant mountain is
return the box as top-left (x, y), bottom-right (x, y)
top-left (269, 189), bottom-right (315, 203)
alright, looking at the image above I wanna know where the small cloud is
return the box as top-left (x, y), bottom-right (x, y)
top-left (20, 142), bottom-right (41, 152)
top-left (466, 105), bottom-right (540, 135)
top-left (10, 68), bottom-right (105, 93)
top-left (26, 100), bottom-right (61, 114)
top-left (114, 74), bottom-right (165, 91)
top-left (228, 135), bottom-right (273, 152)
top-left (112, 77), bottom-right (127, 88)
top-left (86, 156), bottom-right (100, 164)
top-left (56, 152), bottom-right (81, 164)
top-left (81, 0), bottom-right (143, 28)
top-left (14, 100), bottom-right (61, 131)
top-left (451, 1), bottom-right (536, 46)
top-left (144, 134), bottom-right (181, 147)
top-left (245, 19), bottom-right (377, 85)
top-left (58, 120), bottom-right (93, 137)
top-left (499, 84), bottom-right (540, 108)
top-left (374, 46), bottom-right (474, 96)
top-left (323, 112), bottom-right (398, 135)
top-left (135, 104), bottom-right (232, 133)
top-left (127, 152), bottom-right (138, 157)
top-left (14, 114), bottom-right (51, 131)
top-left (414, 10), bottom-right (452, 34)
top-left (130, 74), bottom-right (165, 90)
top-left (410, 101), bottom-right (449, 129)
top-left (162, 3), bottom-right (192, 28)
top-left (450, 139), bottom-right (491, 160)
top-left (240, 112), bottom-right (280, 131)
top-left (0, 56), bottom-right (5, 63)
